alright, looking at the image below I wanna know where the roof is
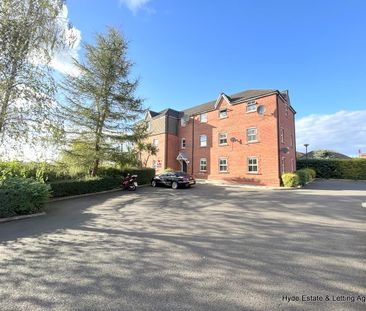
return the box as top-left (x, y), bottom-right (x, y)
top-left (299, 150), bottom-right (351, 160)
top-left (146, 89), bottom-right (293, 118)
top-left (146, 108), bottom-right (182, 120)
top-left (183, 89), bottom-right (277, 116)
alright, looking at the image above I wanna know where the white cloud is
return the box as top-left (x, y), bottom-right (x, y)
top-left (50, 4), bottom-right (81, 76)
top-left (119, 0), bottom-right (151, 14)
top-left (296, 110), bottom-right (366, 156)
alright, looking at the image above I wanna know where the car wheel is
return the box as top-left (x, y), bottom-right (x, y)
top-left (171, 181), bottom-right (178, 189)
top-left (151, 180), bottom-right (157, 187)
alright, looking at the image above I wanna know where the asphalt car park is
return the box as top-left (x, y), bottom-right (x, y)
top-left (0, 180), bottom-right (365, 310)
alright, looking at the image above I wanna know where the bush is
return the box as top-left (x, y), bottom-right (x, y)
top-left (49, 168), bottom-right (155, 197)
top-left (305, 168), bottom-right (316, 180)
top-left (281, 173), bottom-right (299, 187)
top-left (296, 169), bottom-right (309, 186)
top-left (49, 177), bottom-right (121, 198)
top-left (164, 167), bottom-right (175, 173)
top-left (0, 177), bottom-right (51, 218)
top-left (121, 167), bottom-right (155, 185)
top-left (0, 161), bottom-right (73, 182)
top-left (297, 159), bottom-right (366, 180)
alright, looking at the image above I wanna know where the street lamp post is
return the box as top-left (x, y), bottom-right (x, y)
top-left (304, 143), bottom-right (309, 167)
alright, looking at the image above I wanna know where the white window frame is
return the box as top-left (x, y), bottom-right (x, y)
top-left (246, 128), bottom-right (257, 142)
top-left (248, 157), bottom-right (258, 173)
top-left (280, 128), bottom-right (285, 143)
top-left (200, 113), bottom-right (207, 123)
top-left (219, 132), bottom-right (228, 146)
top-left (181, 138), bottom-right (186, 149)
top-left (219, 108), bottom-right (228, 119)
top-left (219, 157), bottom-right (228, 172)
top-left (281, 157), bottom-right (285, 174)
top-left (246, 101), bottom-right (257, 113)
top-left (200, 158), bottom-right (207, 172)
top-left (200, 135), bottom-right (207, 147)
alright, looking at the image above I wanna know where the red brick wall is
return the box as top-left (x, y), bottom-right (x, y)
top-left (141, 133), bottom-right (166, 174)
top-left (277, 95), bottom-right (296, 175)
top-left (177, 94), bottom-right (282, 186)
top-left (166, 134), bottom-right (180, 171)
top-left (143, 92), bottom-right (296, 187)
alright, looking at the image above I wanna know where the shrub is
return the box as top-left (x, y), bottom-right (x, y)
top-left (121, 168), bottom-right (155, 185)
top-left (49, 177), bottom-right (121, 198)
top-left (297, 159), bottom-right (366, 180)
top-left (281, 173), bottom-right (299, 187)
top-left (0, 177), bottom-right (51, 218)
top-left (0, 161), bottom-right (73, 182)
top-left (164, 167), bottom-right (175, 172)
top-left (305, 168), bottom-right (316, 180)
top-left (49, 168), bottom-right (155, 198)
top-left (296, 169), bottom-right (308, 186)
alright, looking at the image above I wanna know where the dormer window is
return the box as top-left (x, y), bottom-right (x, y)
top-left (219, 108), bottom-right (227, 119)
top-left (200, 113), bottom-right (207, 123)
top-left (246, 101), bottom-right (257, 113)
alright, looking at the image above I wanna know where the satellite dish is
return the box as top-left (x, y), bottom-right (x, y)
top-left (280, 147), bottom-right (289, 154)
top-left (230, 137), bottom-right (237, 142)
top-left (257, 105), bottom-right (266, 115)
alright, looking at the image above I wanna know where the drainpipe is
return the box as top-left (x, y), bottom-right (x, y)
top-left (276, 94), bottom-right (281, 185)
top-left (165, 115), bottom-right (168, 169)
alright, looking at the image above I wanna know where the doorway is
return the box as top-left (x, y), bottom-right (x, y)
top-left (182, 160), bottom-right (188, 173)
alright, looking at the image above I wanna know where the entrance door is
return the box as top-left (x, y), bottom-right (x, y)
top-left (182, 160), bottom-right (188, 173)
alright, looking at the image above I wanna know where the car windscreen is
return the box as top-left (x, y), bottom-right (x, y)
top-left (175, 172), bottom-right (188, 177)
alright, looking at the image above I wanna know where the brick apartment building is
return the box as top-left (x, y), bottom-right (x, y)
top-left (141, 89), bottom-right (296, 187)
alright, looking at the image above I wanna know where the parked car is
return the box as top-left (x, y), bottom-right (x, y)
top-left (151, 171), bottom-right (196, 189)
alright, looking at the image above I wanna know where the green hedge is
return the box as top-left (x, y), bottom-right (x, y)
top-left (297, 159), bottom-right (366, 180)
top-left (281, 168), bottom-right (316, 187)
top-left (49, 168), bottom-right (155, 198)
top-left (0, 161), bottom-right (73, 182)
top-left (50, 177), bottom-right (121, 198)
top-left (0, 177), bottom-right (50, 218)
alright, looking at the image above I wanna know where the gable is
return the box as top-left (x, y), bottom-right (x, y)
top-left (214, 93), bottom-right (231, 110)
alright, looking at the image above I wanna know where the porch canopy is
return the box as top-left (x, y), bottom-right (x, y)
top-left (176, 152), bottom-right (188, 161)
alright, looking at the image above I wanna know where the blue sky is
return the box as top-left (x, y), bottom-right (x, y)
top-left (58, 0), bottom-right (366, 156)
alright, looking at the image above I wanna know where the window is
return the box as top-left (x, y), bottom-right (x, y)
top-left (200, 158), bottom-right (207, 172)
top-left (200, 135), bottom-right (207, 147)
top-left (280, 128), bottom-right (285, 143)
top-left (219, 158), bottom-right (228, 172)
top-left (281, 157), bottom-right (285, 174)
top-left (152, 139), bottom-right (159, 146)
top-left (248, 157), bottom-right (258, 173)
top-left (290, 134), bottom-right (294, 147)
top-left (219, 108), bottom-right (227, 119)
top-left (147, 121), bottom-right (151, 131)
top-left (181, 138), bottom-right (186, 149)
top-left (200, 113), bottom-right (207, 123)
top-left (246, 101), bottom-right (257, 112)
top-left (285, 104), bottom-right (289, 116)
top-left (247, 128), bottom-right (257, 142)
top-left (219, 132), bottom-right (228, 145)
